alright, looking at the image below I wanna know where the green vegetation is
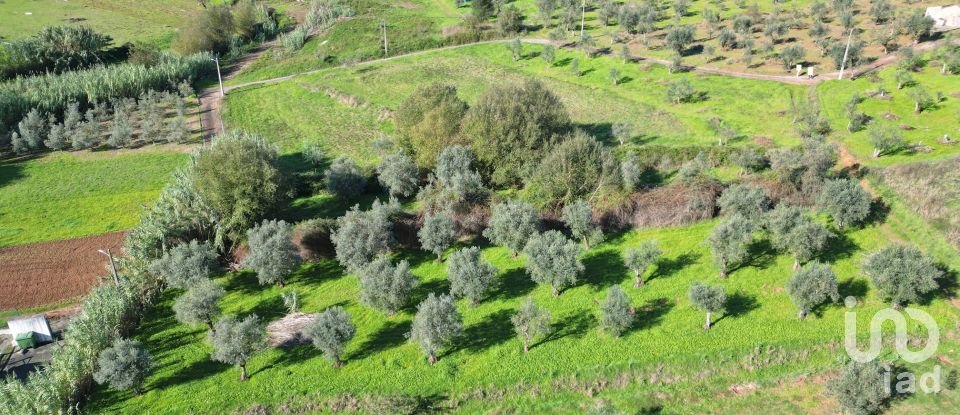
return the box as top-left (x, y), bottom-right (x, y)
top-left (0, 149), bottom-right (188, 247)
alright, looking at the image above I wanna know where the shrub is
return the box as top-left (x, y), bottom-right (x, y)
top-left (447, 246), bottom-right (498, 305)
top-left (832, 360), bottom-right (890, 415)
top-left (243, 219), bottom-right (302, 287)
top-left (303, 306), bottom-right (356, 367)
top-left (409, 293), bottom-right (463, 365)
top-left (527, 131), bottom-right (619, 208)
top-left (0, 26), bottom-right (112, 78)
top-left (395, 84), bottom-right (468, 168)
top-left (621, 152), bottom-right (644, 191)
top-left (209, 314), bottom-right (268, 381)
top-left (717, 183), bottom-right (769, 221)
top-left (523, 230), bottom-right (584, 296)
top-left (149, 240), bottom-right (219, 290)
top-left (93, 339), bottom-right (151, 395)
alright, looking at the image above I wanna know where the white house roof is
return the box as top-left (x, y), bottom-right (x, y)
top-left (926, 5), bottom-right (960, 27)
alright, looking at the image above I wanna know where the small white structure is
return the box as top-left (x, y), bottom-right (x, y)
top-left (926, 5), bottom-right (960, 28)
top-left (0, 315), bottom-right (54, 344)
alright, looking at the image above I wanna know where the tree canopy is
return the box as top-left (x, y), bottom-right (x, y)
top-left (484, 199), bottom-right (541, 256)
top-left (447, 246), bottom-right (498, 305)
top-left (786, 262), bottom-right (840, 319)
top-left (209, 314), bottom-right (267, 381)
top-left (242, 219), bottom-right (302, 287)
top-left (523, 230), bottom-right (584, 296)
top-left (862, 244), bottom-right (941, 307)
top-left (303, 306), bottom-right (356, 367)
top-left (409, 293), bottom-right (463, 365)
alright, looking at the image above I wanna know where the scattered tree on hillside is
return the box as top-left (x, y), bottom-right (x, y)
top-left (869, 0), bottom-right (895, 24)
top-left (243, 219), bottom-right (301, 287)
top-left (472, 0), bottom-right (495, 19)
top-left (708, 216), bottom-right (756, 278)
top-left (906, 86), bottom-right (935, 114)
top-left (612, 121), bottom-right (633, 146)
top-left (624, 241), bottom-right (662, 288)
top-left (562, 200), bottom-right (602, 249)
top-left (358, 257), bottom-right (418, 315)
top-left (867, 122), bottom-right (905, 158)
top-left (150, 240), bottom-right (219, 289)
top-left (484, 200), bottom-right (540, 256)
top-left (498, 6), bottom-right (522, 35)
top-left (430, 144), bottom-right (487, 206)
top-left (419, 211), bottom-right (457, 261)
top-left (780, 45), bottom-right (806, 69)
top-left (688, 283), bottom-right (726, 330)
top-left (786, 262), bottom-right (839, 319)
top-left (600, 286), bottom-right (634, 337)
top-left (862, 244), bottom-right (942, 308)
top-left (542, 44), bottom-right (556, 65)
top-left (303, 306), bottom-right (356, 368)
top-left (173, 278), bottom-right (224, 331)
top-left (447, 246), bottom-right (498, 305)
top-left (902, 9), bottom-right (934, 44)
top-left (832, 360), bottom-right (891, 415)
top-left (332, 205), bottom-right (394, 272)
top-left (665, 25), bottom-right (695, 56)
top-left (527, 131), bottom-right (619, 208)
top-left (718, 184), bottom-right (769, 221)
top-left (523, 230), bottom-right (584, 296)
top-left (666, 78), bottom-right (696, 104)
top-left (817, 179), bottom-right (872, 229)
top-left (209, 314), bottom-right (267, 381)
top-left (621, 152), bottom-right (644, 192)
top-left (511, 297), bottom-right (552, 353)
top-left (93, 339), bottom-right (152, 395)
top-left (409, 293), bottom-right (462, 365)
top-left (377, 152), bottom-right (419, 198)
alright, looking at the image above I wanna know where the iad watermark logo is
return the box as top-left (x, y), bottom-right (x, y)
top-left (843, 296), bottom-right (942, 394)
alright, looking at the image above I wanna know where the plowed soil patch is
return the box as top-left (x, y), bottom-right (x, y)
top-left (0, 232), bottom-right (124, 309)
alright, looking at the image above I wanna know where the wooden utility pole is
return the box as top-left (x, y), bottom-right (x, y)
top-left (837, 28), bottom-right (854, 80)
top-left (579, 0), bottom-right (586, 42)
top-left (99, 249), bottom-right (120, 285)
top-left (381, 20), bottom-right (389, 56)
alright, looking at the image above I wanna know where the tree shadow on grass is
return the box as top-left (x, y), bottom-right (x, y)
top-left (150, 358), bottom-right (231, 390)
top-left (838, 278), bottom-right (869, 299)
top-left (394, 247), bottom-right (436, 269)
top-left (540, 311), bottom-right (596, 346)
top-left (818, 231), bottom-right (860, 263)
top-left (248, 294), bottom-right (287, 320)
top-left (454, 309), bottom-right (514, 354)
top-left (582, 249), bottom-right (629, 289)
top-left (651, 252), bottom-right (701, 282)
top-left (288, 259), bottom-right (346, 287)
top-left (741, 238), bottom-right (777, 271)
top-left (221, 270), bottom-right (262, 296)
top-left (713, 292), bottom-right (759, 327)
top-left (259, 343), bottom-right (323, 374)
top-left (633, 298), bottom-right (674, 331)
top-left (407, 278), bottom-right (451, 311)
top-left (350, 319), bottom-right (412, 361)
top-left (861, 198), bottom-right (891, 228)
top-left (491, 267), bottom-right (536, 301)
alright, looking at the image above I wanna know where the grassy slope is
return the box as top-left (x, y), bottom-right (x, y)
top-left (0, 149), bottom-right (188, 247)
top-left (224, 42), bottom-right (805, 164)
top-left (85, 211), bottom-right (960, 413)
top-left (818, 61), bottom-right (960, 166)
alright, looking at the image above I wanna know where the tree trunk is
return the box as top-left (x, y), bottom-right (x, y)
top-left (799, 309), bottom-right (807, 319)
top-left (278, 280), bottom-right (285, 288)
top-left (523, 339), bottom-right (530, 353)
top-left (719, 258), bottom-right (728, 278)
top-left (240, 364), bottom-right (248, 381)
top-left (207, 320), bottom-right (215, 333)
top-left (705, 312), bottom-right (712, 330)
top-left (428, 353), bottom-right (438, 365)
top-left (915, 101), bottom-right (921, 114)
top-left (583, 238), bottom-right (590, 250)
top-left (634, 274), bottom-right (643, 288)
top-left (436, 253), bottom-right (442, 263)
top-left (793, 258), bottom-right (800, 271)
top-left (552, 286), bottom-right (560, 297)
top-left (873, 148), bottom-right (881, 158)
top-left (333, 356), bottom-right (343, 368)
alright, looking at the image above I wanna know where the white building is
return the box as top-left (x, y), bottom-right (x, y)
top-left (926, 5), bottom-right (960, 28)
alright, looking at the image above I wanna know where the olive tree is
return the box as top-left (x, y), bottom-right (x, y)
top-left (786, 262), bottom-right (840, 319)
top-left (624, 241), bottom-right (662, 287)
top-left (434, 144), bottom-right (487, 203)
top-left (523, 230), bottom-right (584, 296)
top-left (395, 84), bottom-right (469, 168)
top-left (621, 152), bottom-right (644, 191)
top-left (862, 244), bottom-right (942, 308)
top-left (409, 293), bottom-right (463, 365)
top-left (600, 286), bottom-right (634, 337)
top-left (484, 199), bottom-right (540, 256)
top-left (868, 122), bottom-right (905, 158)
top-left (93, 339), bottom-right (152, 395)
top-left (901, 9), bottom-right (934, 44)
top-left (817, 179), bottom-right (872, 229)
top-left (209, 314), bottom-right (267, 381)
top-left (707, 216), bottom-right (756, 278)
top-left (718, 183), bottom-right (770, 221)
top-left (447, 246), bottom-right (498, 305)
top-left (377, 152), bottom-right (419, 197)
top-left (149, 239), bottom-right (219, 289)
top-left (511, 297), bottom-right (552, 353)
top-left (325, 156), bottom-right (367, 198)
top-left (526, 131), bottom-right (619, 208)
top-left (243, 219), bottom-right (302, 287)
top-left (784, 221), bottom-right (834, 270)
top-left (665, 25), bottom-right (695, 55)
top-left (418, 212), bottom-right (457, 261)
top-left (832, 360), bottom-right (890, 415)
top-left (562, 200), bottom-right (602, 249)
top-left (173, 278), bottom-right (224, 331)
top-left (688, 283), bottom-right (726, 330)
top-left (303, 306), bottom-right (356, 368)
top-left (780, 45), bottom-right (806, 69)
top-left (332, 205), bottom-right (394, 272)
top-left (612, 121), bottom-right (633, 146)
top-left (359, 257), bottom-right (418, 315)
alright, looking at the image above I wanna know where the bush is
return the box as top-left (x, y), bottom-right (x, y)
top-left (832, 360), bottom-right (890, 415)
top-left (242, 219), bottom-right (302, 287)
top-left (0, 26), bottom-right (113, 78)
top-left (717, 184), bottom-right (769, 221)
top-left (93, 339), bottom-right (152, 395)
top-left (303, 306), bottom-right (356, 367)
top-left (395, 84), bottom-right (469, 168)
top-left (282, 27), bottom-right (308, 52)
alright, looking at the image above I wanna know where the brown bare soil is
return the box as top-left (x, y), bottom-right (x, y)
top-left (0, 232), bottom-right (124, 309)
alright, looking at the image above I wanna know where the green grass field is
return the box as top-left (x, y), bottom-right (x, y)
top-left (0, 149), bottom-right (189, 248)
top-left (85, 202), bottom-right (960, 413)
top-left (224, 42), bottom-right (806, 165)
top-left (818, 61), bottom-right (960, 166)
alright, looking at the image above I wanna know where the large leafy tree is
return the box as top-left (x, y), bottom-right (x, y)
top-left (600, 286), bottom-right (634, 337)
top-left (484, 199), bottom-right (541, 256)
top-left (511, 297), bottom-right (552, 353)
top-left (243, 219), bottom-right (302, 287)
top-left (93, 339), bottom-right (152, 395)
top-left (149, 239), bottom-right (219, 289)
top-left (817, 178), bottom-right (872, 229)
top-left (462, 79), bottom-right (570, 187)
top-left (303, 306), bottom-right (356, 368)
top-left (862, 244), bottom-right (942, 308)
top-left (418, 212), bottom-right (457, 261)
top-left (191, 131), bottom-right (282, 248)
top-left (527, 131), bottom-right (619, 208)
top-left (624, 241), bottom-right (662, 288)
top-left (209, 314), bottom-right (267, 381)
top-left (523, 230), bottom-right (584, 296)
top-left (358, 257), bottom-right (418, 315)
top-left (447, 246), bottom-right (498, 305)
top-left (395, 84), bottom-right (469, 168)
top-left (786, 262), bottom-right (840, 319)
top-left (173, 278), bottom-right (224, 331)
top-left (409, 293), bottom-right (463, 365)
top-left (707, 216), bottom-right (756, 278)
top-left (688, 283), bottom-right (726, 330)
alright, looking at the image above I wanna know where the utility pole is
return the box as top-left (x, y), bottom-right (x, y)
top-left (98, 249), bottom-right (120, 285)
top-left (579, 0), bottom-right (586, 42)
top-left (381, 20), bottom-right (389, 56)
top-left (837, 28), bottom-right (854, 80)
top-left (211, 56), bottom-right (225, 97)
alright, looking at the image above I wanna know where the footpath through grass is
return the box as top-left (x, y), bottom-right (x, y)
top-left (0, 149), bottom-right (189, 248)
top-left (86, 212), bottom-right (960, 413)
